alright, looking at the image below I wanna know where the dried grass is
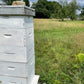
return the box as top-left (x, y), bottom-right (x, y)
top-left (34, 19), bottom-right (84, 30)
top-left (74, 33), bottom-right (84, 50)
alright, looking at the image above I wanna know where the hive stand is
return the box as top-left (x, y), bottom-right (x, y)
top-left (0, 5), bottom-right (39, 84)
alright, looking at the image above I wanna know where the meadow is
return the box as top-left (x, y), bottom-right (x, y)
top-left (34, 19), bottom-right (84, 84)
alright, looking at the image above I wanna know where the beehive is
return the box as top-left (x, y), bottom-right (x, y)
top-left (0, 5), bottom-right (39, 84)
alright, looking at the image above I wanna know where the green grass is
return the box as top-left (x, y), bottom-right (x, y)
top-left (34, 19), bottom-right (84, 84)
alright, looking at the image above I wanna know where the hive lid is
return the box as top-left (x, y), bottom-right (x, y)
top-left (0, 5), bottom-right (35, 16)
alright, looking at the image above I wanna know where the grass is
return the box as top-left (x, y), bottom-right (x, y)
top-left (34, 19), bottom-right (84, 84)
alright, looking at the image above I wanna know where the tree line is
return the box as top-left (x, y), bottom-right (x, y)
top-left (32, 0), bottom-right (81, 20)
top-left (32, 0), bottom-right (84, 21)
top-left (80, 8), bottom-right (84, 20)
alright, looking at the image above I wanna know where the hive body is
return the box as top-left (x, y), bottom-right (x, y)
top-left (0, 5), bottom-right (39, 84)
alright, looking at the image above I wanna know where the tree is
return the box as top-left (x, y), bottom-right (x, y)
top-left (31, 0), bottom-right (79, 19)
top-left (33, 0), bottom-right (50, 18)
top-left (68, 0), bottom-right (79, 20)
top-left (47, 1), bottom-right (62, 18)
top-left (32, 0), bottom-right (62, 18)
top-left (58, 0), bottom-right (70, 21)
top-left (24, 0), bottom-right (30, 7)
top-left (80, 8), bottom-right (84, 20)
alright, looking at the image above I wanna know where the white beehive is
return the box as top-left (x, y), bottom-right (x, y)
top-left (0, 5), bottom-right (39, 84)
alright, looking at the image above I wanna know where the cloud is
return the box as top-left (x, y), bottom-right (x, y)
top-left (30, 2), bottom-right (33, 7)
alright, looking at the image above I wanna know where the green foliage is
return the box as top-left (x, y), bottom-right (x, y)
top-left (81, 8), bottom-right (84, 16)
top-left (58, 0), bottom-right (70, 21)
top-left (32, 0), bottom-right (62, 18)
top-left (32, 0), bottom-right (80, 20)
top-left (80, 8), bottom-right (84, 20)
top-left (68, 0), bottom-right (79, 20)
top-left (75, 53), bottom-right (84, 63)
top-left (47, 1), bottom-right (62, 19)
top-left (33, 0), bottom-right (50, 18)
top-left (59, 0), bottom-right (79, 20)
top-left (24, 0), bottom-right (30, 7)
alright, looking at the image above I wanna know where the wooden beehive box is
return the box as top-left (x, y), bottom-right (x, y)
top-left (0, 5), bottom-right (39, 84)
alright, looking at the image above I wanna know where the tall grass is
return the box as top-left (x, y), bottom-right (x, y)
top-left (34, 19), bottom-right (84, 84)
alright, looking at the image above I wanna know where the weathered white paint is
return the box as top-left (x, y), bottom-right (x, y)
top-left (0, 46), bottom-right (26, 62)
top-left (0, 16), bottom-right (33, 29)
top-left (0, 57), bottom-right (35, 77)
top-left (0, 28), bottom-right (34, 47)
top-left (0, 75), bottom-right (27, 84)
top-left (0, 29), bottom-right (25, 46)
top-left (0, 5), bottom-right (35, 16)
top-left (0, 46), bottom-right (35, 62)
top-left (0, 75), bottom-right (39, 84)
top-left (0, 5), bottom-right (39, 84)
top-left (31, 75), bottom-right (40, 84)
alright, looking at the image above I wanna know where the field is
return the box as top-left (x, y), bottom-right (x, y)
top-left (34, 19), bottom-right (84, 84)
